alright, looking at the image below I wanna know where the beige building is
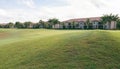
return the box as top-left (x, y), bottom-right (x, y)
top-left (53, 17), bottom-right (117, 29)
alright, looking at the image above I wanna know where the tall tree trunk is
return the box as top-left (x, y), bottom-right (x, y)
top-left (87, 24), bottom-right (89, 29)
top-left (103, 24), bottom-right (105, 29)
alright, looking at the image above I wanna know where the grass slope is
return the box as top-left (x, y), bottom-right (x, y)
top-left (0, 29), bottom-right (120, 69)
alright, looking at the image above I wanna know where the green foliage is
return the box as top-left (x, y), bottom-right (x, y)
top-left (15, 22), bottom-right (24, 28)
top-left (0, 15), bottom-right (119, 30)
top-left (61, 22), bottom-right (66, 29)
top-left (4, 22), bottom-right (14, 28)
top-left (0, 18), bottom-right (61, 29)
top-left (117, 20), bottom-right (120, 29)
top-left (39, 20), bottom-right (45, 28)
top-left (72, 21), bottom-right (76, 29)
top-left (32, 23), bottom-right (40, 28)
top-left (48, 18), bottom-right (60, 25)
top-left (101, 13), bottom-right (119, 29)
top-left (0, 24), bottom-right (4, 28)
top-left (85, 18), bottom-right (90, 29)
top-left (48, 18), bottom-right (60, 28)
top-left (24, 21), bottom-right (32, 28)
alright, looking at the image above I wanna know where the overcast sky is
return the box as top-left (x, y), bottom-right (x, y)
top-left (0, 0), bottom-right (120, 23)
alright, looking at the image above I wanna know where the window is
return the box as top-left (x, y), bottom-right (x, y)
top-left (76, 24), bottom-right (79, 27)
top-left (79, 22), bottom-right (84, 25)
top-left (68, 23), bottom-right (71, 25)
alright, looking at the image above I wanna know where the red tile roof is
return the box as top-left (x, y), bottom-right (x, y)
top-left (64, 17), bottom-right (101, 23)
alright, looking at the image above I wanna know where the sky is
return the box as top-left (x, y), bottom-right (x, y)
top-left (0, 0), bottom-right (120, 23)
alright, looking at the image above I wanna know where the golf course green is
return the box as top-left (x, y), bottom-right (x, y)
top-left (0, 29), bottom-right (120, 69)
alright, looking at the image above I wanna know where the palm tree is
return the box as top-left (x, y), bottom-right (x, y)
top-left (61, 22), bottom-right (65, 29)
top-left (101, 13), bottom-right (119, 29)
top-left (48, 18), bottom-right (60, 29)
top-left (101, 15), bottom-right (108, 29)
top-left (85, 18), bottom-right (90, 29)
top-left (39, 20), bottom-right (45, 28)
top-left (116, 19), bottom-right (120, 29)
top-left (71, 21), bottom-right (76, 29)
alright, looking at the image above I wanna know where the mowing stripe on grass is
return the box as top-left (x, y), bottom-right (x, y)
top-left (0, 30), bottom-right (120, 69)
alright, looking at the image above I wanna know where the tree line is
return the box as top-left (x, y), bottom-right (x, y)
top-left (0, 14), bottom-right (120, 29)
top-left (0, 18), bottom-right (60, 29)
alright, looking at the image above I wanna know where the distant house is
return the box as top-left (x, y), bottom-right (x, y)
top-left (53, 17), bottom-right (117, 29)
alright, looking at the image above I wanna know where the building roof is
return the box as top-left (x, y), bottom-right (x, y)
top-left (64, 17), bottom-right (101, 23)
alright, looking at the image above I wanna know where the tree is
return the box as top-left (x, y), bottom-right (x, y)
top-left (101, 16), bottom-right (107, 29)
top-left (85, 19), bottom-right (90, 29)
top-left (39, 20), bottom-right (45, 28)
top-left (61, 22), bottom-right (66, 29)
top-left (15, 22), bottom-right (24, 28)
top-left (32, 23), bottom-right (40, 29)
top-left (0, 24), bottom-right (4, 28)
top-left (117, 19), bottom-right (120, 29)
top-left (44, 22), bottom-right (50, 29)
top-left (108, 14), bottom-right (119, 29)
top-left (24, 21), bottom-right (33, 28)
top-left (7, 22), bottom-right (14, 28)
top-left (71, 21), bottom-right (76, 29)
top-left (48, 18), bottom-right (60, 28)
top-left (101, 13), bottom-right (119, 29)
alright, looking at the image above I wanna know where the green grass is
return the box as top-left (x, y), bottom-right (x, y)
top-left (0, 29), bottom-right (120, 69)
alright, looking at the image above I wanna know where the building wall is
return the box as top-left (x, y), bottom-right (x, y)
top-left (52, 24), bottom-right (63, 29)
top-left (92, 21), bottom-right (99, 29)
top-left (79, 22), bottom-right (84, 29)
top-left (53, 19), bottom-right (117, 29)
top-left (105, 22), bottom-right (117, 29)
top-left (111, 21), bottom-right (116, 29)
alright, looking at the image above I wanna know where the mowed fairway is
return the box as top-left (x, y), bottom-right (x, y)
top-left (0, 29), bottom-right (120, 69)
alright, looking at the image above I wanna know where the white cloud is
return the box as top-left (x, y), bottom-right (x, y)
top-left (0, 9), bottom-right (38, 23)
top-left (21, 0), bottom-right (35, 8)
top-left (0, 0), bottom-right (120, 23)
top-left (0, 9), bottom-right (7, 16)
top-left (46, 0), bottom-right (120, 20)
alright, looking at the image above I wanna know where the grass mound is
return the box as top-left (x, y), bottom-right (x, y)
top-left (0, 29), bottom-right (120, 69)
